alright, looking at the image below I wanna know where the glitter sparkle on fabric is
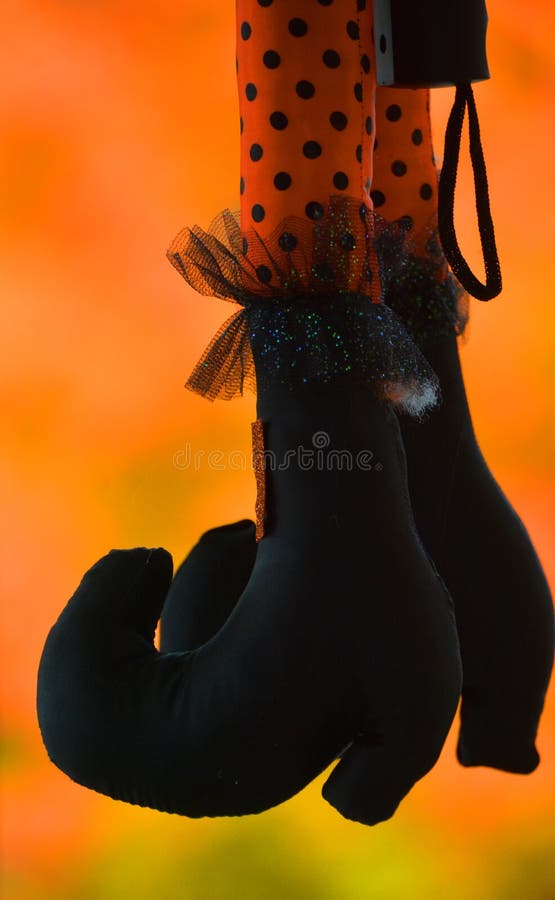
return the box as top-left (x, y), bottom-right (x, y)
top-left (167, 196), bottom-right (468, 416)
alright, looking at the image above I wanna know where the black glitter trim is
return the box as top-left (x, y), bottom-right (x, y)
top-left (167, 198), bottom-right (467, 414)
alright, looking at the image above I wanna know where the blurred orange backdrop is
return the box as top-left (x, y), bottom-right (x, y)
top-left (1, 1), bottom-right (554, 897)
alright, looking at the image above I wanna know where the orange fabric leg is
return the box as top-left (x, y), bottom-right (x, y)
top-left (372, 87), bottom-right (446, 265)
top-left (237, 0), bottom-right (376, 236)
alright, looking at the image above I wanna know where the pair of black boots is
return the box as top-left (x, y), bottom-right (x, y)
top-left (37, 300), bottom-right (554, 826)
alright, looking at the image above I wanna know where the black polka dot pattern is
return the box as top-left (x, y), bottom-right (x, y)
top-left (279, 231), bottom-right (298, 252)
top-left (306, 201), bottom-right (324, 221)
top-left (392, 160), bottom-right (407, 177)
top-left (274, 171), bottom-right (292, 190)
top-left (386, 104), bottom-right (402, 122)
top-left (252, 204), bottom-right (265, 223)
top-left (256, 264), bottom-right (272, 283)
top-left (303, 140), bottom-right (322, 159)
top-left (238, 6), bottom-right (441, 258)
top-left (263, 50), bottom-right (280, 68)
top-left (296, 80), bottom-right (315, 99)
top-left (323, 49), bottom-right (341, 68)
top-left (270, 111), bottom-right (288, 130)
top-left (288, 18), bottom-right (308, 37)
top-left (330, 111), bottom-right (347, 131)
top-left (370, 89), bottom-right (441, 230)
top-left (238, 0), bottom-right (378, 251)
top-left (333, 171), bottom-right (349, 190)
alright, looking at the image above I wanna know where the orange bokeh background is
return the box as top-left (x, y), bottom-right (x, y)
top-left (1, 1), bottom-right (554, 897)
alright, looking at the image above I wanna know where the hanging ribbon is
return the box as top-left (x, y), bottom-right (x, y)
top-left (439, 83), bottom-right (502, 301)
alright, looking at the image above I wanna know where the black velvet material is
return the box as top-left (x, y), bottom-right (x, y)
top-left (374, 0), bottom-right (490, 88)
top-left (37, 377), bottom-right (462, 826)
top-left (399, 333), bottom-right (555, 773)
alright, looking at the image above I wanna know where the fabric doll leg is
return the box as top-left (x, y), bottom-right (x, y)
top-left (372, 88), bottom-right (441, 254)
top-left (371, 86), bottom-right (468, 340)
top-left (37, 4), bottom-right (463, 828)
top-left (238, 0), bottom-right (375, 282)
top-left (373, 86), bottom-right (555, 774)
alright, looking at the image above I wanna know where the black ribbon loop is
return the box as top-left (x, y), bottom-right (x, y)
top-left (439, 83), bottom-right (502, 301)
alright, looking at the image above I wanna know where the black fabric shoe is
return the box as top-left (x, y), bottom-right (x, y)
top-left (37, 302), bottom-right (462, 827)
top-left (399, 331), bottom-right (554, 774)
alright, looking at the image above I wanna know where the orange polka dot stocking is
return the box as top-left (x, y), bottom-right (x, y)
top-left (238, 0), bottom-right (375, 235)
top-left (237, 0), bottom-right (379, 297)
top-left (373, 88), bottom-right (443, 259)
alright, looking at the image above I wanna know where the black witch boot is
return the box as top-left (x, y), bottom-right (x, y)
top-left (37, 271), bottom-right (464, 827)
top-left (375, 215), bottom-right (554, 775)
top-left (367, 72), bottom-right (555, 775)
top-left (399, 328), bottom-right (554, 774)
